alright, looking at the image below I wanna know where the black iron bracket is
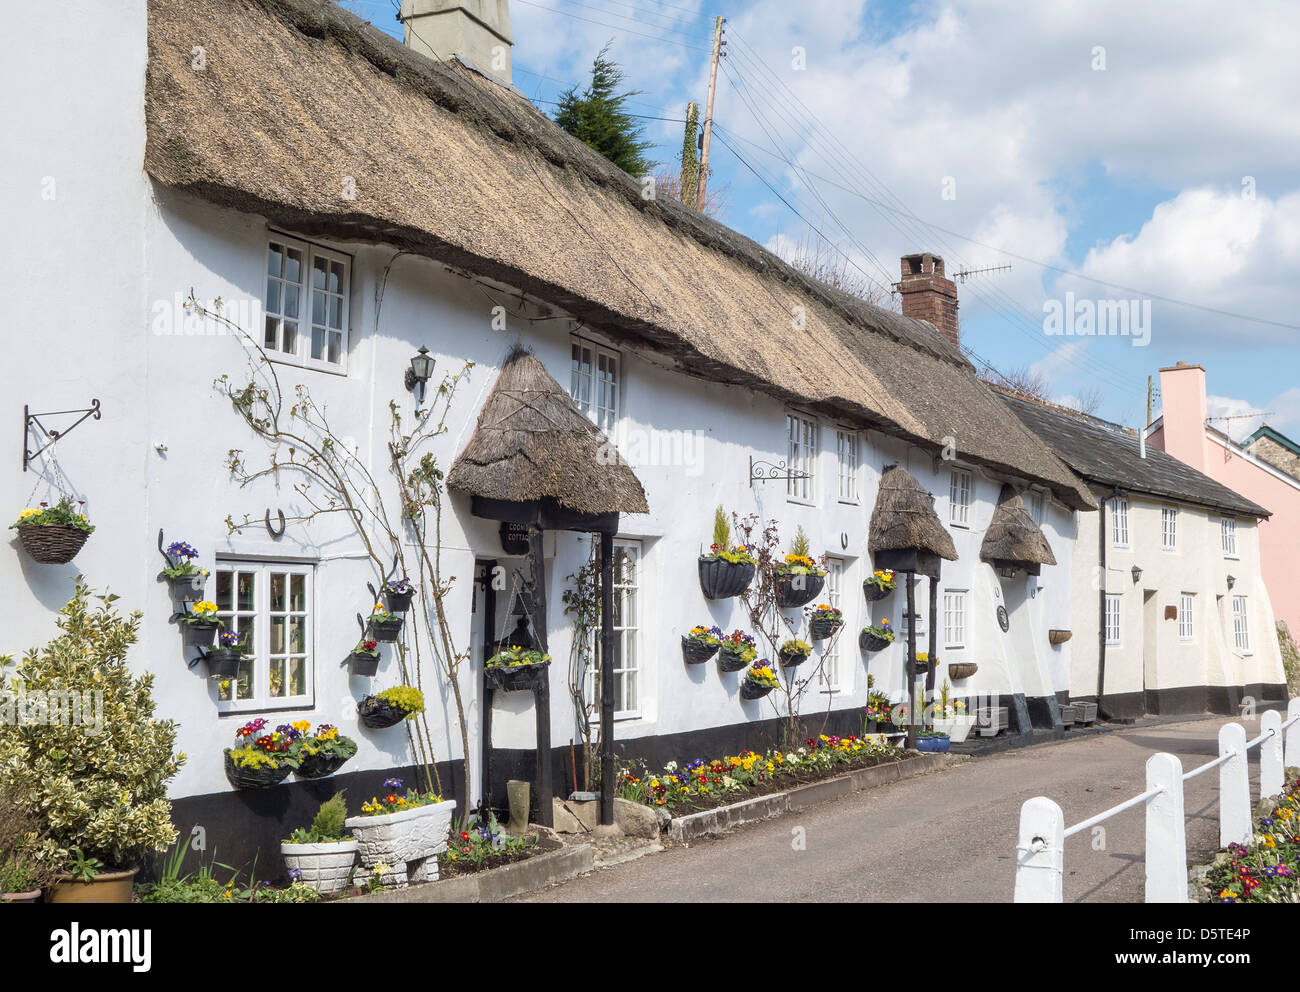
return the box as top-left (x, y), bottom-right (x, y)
top-left (749, 456), bottom-right (812, 488)
top-left (23, 399), bottom-right (101, 471)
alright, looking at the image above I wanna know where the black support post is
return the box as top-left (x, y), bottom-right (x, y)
top-left (926, 575), bottom-right (938, 697)
top-left (905, 572), bottom-right (917, 751)
top-left (599, 530), bottom-right (616, 826)
top-left (528, 526), bottom-right (553, 827)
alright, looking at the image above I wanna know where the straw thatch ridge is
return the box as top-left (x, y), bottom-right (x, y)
top-left (980, 484), bottom-right (1057, 568)
top-left (143, 0), bottom-right (1096, 511)
top-left (867, 466), bottom-right (958, 561)
top-left (446, 346), bottom-right (649, 515)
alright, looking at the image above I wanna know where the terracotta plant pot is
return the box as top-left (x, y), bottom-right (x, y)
top-left (281, 840), bottom-right (358, 895)
top-left (48, 868), bottom-right (137, 904)
top-left (484, 661), bottom-right (549, 693)
top-left (16, 525), bottom-right (89, 565)
top-left (349, 652), bottom-right (380, 677)
top-left (863, 581), bottom-right (893, 603)
top-left (697, 557), bottom-right (755, 600)
top-left (358, 696), bottom-right (408, 729)
top-left (681, 637), bottom-right (720, 665)
top-left (0, 890), bottom-right (42, 904)
top-left (775, 573), bottom-right (825, 609)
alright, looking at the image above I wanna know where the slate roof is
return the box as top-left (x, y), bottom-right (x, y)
top-left (1003, 394), bottom-right (1270, 519)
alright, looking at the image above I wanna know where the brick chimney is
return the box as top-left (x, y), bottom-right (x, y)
top-left (399, 0), bottom-right (514, 86)
top-left (899, 253), bottom-right (959, 348)
top-left (1155, 361), bottom-right (1209, 472)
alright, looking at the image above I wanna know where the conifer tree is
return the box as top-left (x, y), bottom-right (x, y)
top-left (553, 43), bottom-right (656, 177)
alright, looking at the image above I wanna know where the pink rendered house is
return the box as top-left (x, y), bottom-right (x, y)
top-left (1147, 362), bottom-right (1300, 635)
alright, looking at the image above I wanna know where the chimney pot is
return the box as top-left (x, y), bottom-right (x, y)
top-left (898, 252), bottom-right (960, 349)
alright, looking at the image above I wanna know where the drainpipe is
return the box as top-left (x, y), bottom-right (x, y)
top-left (1095, 487), bottom-right (1123, 721)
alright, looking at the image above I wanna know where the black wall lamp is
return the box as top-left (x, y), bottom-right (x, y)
top-left (1131, 565), bottom-right (1143, 584)
top-left (405, 347), bottom-right (435, 404)
top-left (1227, 574), bottom-right (1236, 590)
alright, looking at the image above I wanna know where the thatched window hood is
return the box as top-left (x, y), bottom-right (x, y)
top-left (446, 347), bottom-right (648, 518)
top-left (868, 466), bottom-right (958, 576)
top-left (980, 484), bottom-right (1056, 576)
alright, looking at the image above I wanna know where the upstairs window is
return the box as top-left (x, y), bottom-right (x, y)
top-left (265, 237), bottom-right (349, 372)
top-left (1178, 593), bottom-right (1195, 642)
top-left (949, 470), bottom-right (972, 526)
top-left (1161, 506), bottom-right (1179, 551)
top-left (1112, 498), bottom-right (1130, 548)
top-left (836, 430), bottom-right (859, 503)
top-left (943, 589), bottom-right (967, 648)
top-left (1221, 518), bottom-right (1238, 558)
top-left (787, 413), bottom-right (818, 503)
top-left (1029, 491), bottom-right (1046, 526)
top-left (570, 338), bottom-right (620, 433)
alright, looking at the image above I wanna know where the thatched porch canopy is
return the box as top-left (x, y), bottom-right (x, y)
top-left (868, 465), bottom-right (958, 575)
top-left (980, 484), bottom-right (1057, 575)
top-left (447, 348), bottom-right (648, 520)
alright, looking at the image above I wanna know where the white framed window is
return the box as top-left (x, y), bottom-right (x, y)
top-left (1178, 593), bottom-right (1195, 642)
top-left (787, 413), bottom-right (818, 503)
top-left (1112, 498), bottom-right (1130, 548)
top-left (1104, 594), bottom-right (1122, 646)
top-left (948, 470), bottom-right (972, 526)
top-left (836, 430), bottom-right (859, 503)
top-left (570, 337), bottom-right (620, 432)
top-left (1161, 506), bottom-right (1178, 551)
top-left (1232, 595), bottom-right (1251, 654)
top-left (943, 590), bottom-right (966, 649)
top-left (1029, 491), bottom-right (1046, 527)
top-left (820, 557), bottom-right (846, 691)
top-left (589, 539), bottom-right (641, 718)
top-left (214, 560), bottom-right (314, 711)
top-left (900, 577), bottom-right (926, 641)
top-left (1221, 518), bottom-right (1238, 558)
top-left (265, 236), bottom-right (350, 373)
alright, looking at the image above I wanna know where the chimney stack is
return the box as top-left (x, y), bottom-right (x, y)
top-left (1155, 361), bottom-right (1209, 472)
top-left (898, 253), bottom-right (959, 349)
top-left (399, 0), bottom-right (514, 87)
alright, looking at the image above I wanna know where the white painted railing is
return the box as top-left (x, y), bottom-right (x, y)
top-left (1014, 699), bottom-right (1300, 903)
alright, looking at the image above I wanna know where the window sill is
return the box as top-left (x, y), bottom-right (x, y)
top-left (786, 497), bottom-right (818, 508)
top-left (1224, 554), bottom-right (1241, 561)
top-left (837, 499), bottom-right (861, 507)
top-left (218, 699), bottom-right (315, 715)
top-left (949, 522), bottom-right (970, 530)
top-left (268, 354), bottom-right (348, 378)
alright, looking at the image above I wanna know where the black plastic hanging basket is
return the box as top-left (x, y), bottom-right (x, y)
top-left (167, 572), bottom-right (207, 601)
top-left (698, 558), bottom-right (755, 600)
top-left (182, 619), bottom-right (221, 645)
top-left (775, 573), bottom-right (825, 609)
top-left (484, 661), bottom-right (549, 693)
top-left (204, 649), bottom-right (242, 681)
top-left (358, 697), bottom-right (407, 729)
top-left (863, 581), bottom-right (894, 603)
top-left (382, 590), bottom-right (414, 613)
top-left (778, 646), bottom-right (811, 668)
top-left (295, 750), bottom-right (353, 780)
top-left (740, 680), bottom-right (776, 700)
top-left (349, 652), bottom-right (380, 677)
top-left (368, 617), bottom-right (404, 643)
top-left (716, 647), bottom-right (750, 673)
top-left (16, 525), bottom-right (89, 565)
top-left (859, 630), bottom-right (894, 653)
top-left (809, 618), bottom-right (843, 641)
top-left (223, 751), bottom-right (292, 790)
top-left (681, 637), bottom-right (720, 665)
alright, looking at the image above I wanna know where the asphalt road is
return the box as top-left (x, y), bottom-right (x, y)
top-left (517, 715), bottom-right (1261, 902)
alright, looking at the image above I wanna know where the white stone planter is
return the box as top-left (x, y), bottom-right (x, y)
top-left (280, 840), bottom-right (358, 896)
top-left (934, 715), bottom-right (975, 743)
top-left (344, 799), bottom-right (456, 889)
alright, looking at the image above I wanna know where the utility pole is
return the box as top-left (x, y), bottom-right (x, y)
top-left (1146, 375), bottom-right (1154, 427)
top-left (696, 15), bottom-right (726, 209)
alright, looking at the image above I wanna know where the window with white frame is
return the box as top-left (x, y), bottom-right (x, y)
top-left (949, 470), bottom-right (972, 526)
top-left (1112, 498), bottom-right (1130, 548)
top-left (943, 590), bottom-right (966, 648)
top-left (589, 540), bottom-right (641, 718)
top-left (787, 413), bottom-right (818, 503)
top-left (821, 557), bottom-right (846, 691)
top-left (836, 430), bottom-right (859, 503)
top-left (1029, 491), bottom-right (1046, 527)
top-left (214, 561), bottom-right (313, 710)
top-left (1104, 594), bottom-right (1122, 646)
top-left (264, 237), bottom-right (350, 372)
top-left (1178, 593), bottom-right (1195, 642)
top-left (1232, 595), bottom-right (1251, 653)
top-left (1161, 506), bottom-right (1178, 551)
top-left (900, 577), bottom-right (927, 641)
top-left (1221, 518), bottom-right (1238, 558)
top-left (570, 338), bottom-right (620, 432)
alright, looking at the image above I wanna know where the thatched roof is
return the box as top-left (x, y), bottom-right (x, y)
top-left (867, 466), bottom-right (958, 561)
top-left (143, 0), bottom-right (1095, 511)
top-left (446, 347), bottom-right (648, 515)
top-left (980, 484), bottom-right (1057, 569)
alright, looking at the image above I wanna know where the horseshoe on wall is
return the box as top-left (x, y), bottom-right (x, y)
top-left (264, 508), bottom-right (286, 539)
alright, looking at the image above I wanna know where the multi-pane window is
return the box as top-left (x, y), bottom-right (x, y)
top-left (592, 540), bottom-right (641, 718)
top-left (1161, 507), bottom-right (1178, 551)
top-left (949, 470), bottom-right (972, 526)
top-left (1029, 491), bottom-right (1046, 526)
top-left (943, 590), bottom-right (966, 648)
top-left (1104, 594), bottom-right (1122, 646)
top-left (1112, 498), bottom-right (1130, 548)
top-left (900, 577), bottom-right (926, 641)
top-left (821, 557), bottom-right (845, 691)
top-left (836, 431), bottom-right (859, 503)
top-left (1221, 518), bottom-right (1238, 557)
top-left (1178, 593), bottom-right (1195, 642)
top-left (1232, 596), bottom-right (1251, 653)
top-left (570, 339), bottom-right (619, 432)
top-left (265, 237), bottom-right (349, 372)
top-left (787, 413), bottom-right (818, 503)
top-left (214, 561), bottom-right (313, 710)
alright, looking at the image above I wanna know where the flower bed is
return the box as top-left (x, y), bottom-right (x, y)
top-left (618, 734), bottom-right (904, 816)
top-left (437, 813), bottom-right (538, 879)
top-left (1204, 772), bottom-right (1300, 903)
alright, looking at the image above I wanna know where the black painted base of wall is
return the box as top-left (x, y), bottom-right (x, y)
top-left (1073, 682), bottom-right (1289, 722)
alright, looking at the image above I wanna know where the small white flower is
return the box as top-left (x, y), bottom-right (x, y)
top-left (665, 760), bottom-right (677, 773)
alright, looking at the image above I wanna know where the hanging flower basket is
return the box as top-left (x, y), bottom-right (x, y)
top-left (775, 573), bottom-right (825, 609)
top-left (778, 645), bottom-right (811, 668)
top-left (947, 662), bottom-right (979, 680)
top-left (697, 557), bottom-right (756, 600)
top-left (740, 679), bottom-right (775, 700)
top-left (204, 649), bottom-right (242, 681)
top-left (863, 582), bottom-right (892, 603)
top-left (295, 750), bottom-right (353, 780)
top-left (166, 572), bottom-right (207, 601)
top-left (223, 751), bottom-right (292, 790)
top-left (809, 618), bottom-right (842, 641)
top-left (16, 525), bottom-right (89, 565)
top-left (368, 617), bottom-right (404, 643)
top-left (912, 654), bottom-right (934, 675)
top-left (860, 630), bottom-right (893, 653)
top-left (716, 647), bottom-right (749, 673)
top-left (381, 578), bottom-right (415, 613)
top-left (485, 661), bottom-right (549, 693)
top-left (358, 696), bottom-right (407, 729)
top-left (681, 635), bottom-right (720, 665)
top-left (349, 639), bottom-right (380, 677)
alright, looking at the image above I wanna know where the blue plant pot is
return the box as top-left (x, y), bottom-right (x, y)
top-left (915, 736), bottom-right (950, 753)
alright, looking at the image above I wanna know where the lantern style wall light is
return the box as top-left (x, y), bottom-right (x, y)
top-left (1131, 565), bottom-right (1143, 584)
top-left (405, 347), bottom-right (435, 404)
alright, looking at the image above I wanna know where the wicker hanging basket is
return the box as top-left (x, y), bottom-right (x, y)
top-left (223, 751), bottom-right (292, 790)
top-left (358, 697), bottom-right (407, 729)
top-left (778, 646), bottom-right (810, 668)
top-left (698, 558), bottom-right (756, 600)
top-left (862, 581), bottom-right (893, 603)
top-left (716, 647), bottom-right (750, 673)
top-left (775, 573), bottom-right (825, 609)
top-left (681, 637), bottom-right (720, 665)
top-left (484, 661), bottom-right (549, 693)
top-left (859, 630), bottom-right (894, 653)
top-left (295, 750), bottom-right (353, 780)
top-left (740, 680), bottom-right (776, 701)
top-left (16, 525), bottom-right (90, 565)
top-left (947, 662), bottom-right (979, 680)
top-left (809, 618), bottom-right (843, 641)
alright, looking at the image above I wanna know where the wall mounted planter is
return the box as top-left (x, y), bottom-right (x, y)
top-left (859, 630), bottom-right (893, 653)
top-left (203, 649), bottom-right (242, 682)
top-left (946, 662), bottom-right (979, 680)
top-left (862, 581), bottom-right (893, 603)
top-left (223, 751), bottom-right (292, 790)
top-left (358, 696), bottom-right (407, 729)
top-left (383, 590), bottom-right (414, 613)
top-left (681, 637), bottom-right (720, 665)
top-left (809, 618), bottom-right (843, 641)
top-left (166, 572), bottom-right (206, 601)
top-left (778, 647), bottom-right (810, 668)
top-left (349, 652), bottom-right (380, 677)
top-left (16, 525), bottom-right (89, 565)
top-left (698, 558), bottom-right (755, 600)
top-left (1048, 629), bottom-right (1073, 646)
top-left (280, 840), bottom-right (358, 896)
top-left (368, 618), bottom-right (404, 643)
top-left (345, 799), bottom-right (457, 889)
top-left (775, 573), bottom-right (824, 609)
top-left (740, 680), bottom-right (775, 701)
top-left (716, 647), bottom-right (750, 673)
top-left (484, 661), bottom-right (549, 693)
top-left (295, 750), bottom-right (354, 780)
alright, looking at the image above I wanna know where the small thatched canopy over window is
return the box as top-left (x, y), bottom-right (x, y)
top-left (980, 484), bottom-right (1056, 576)
top-left (447, 347), bottom-right (648, 521)
top-left (868, 465), bottom-right (958, 577)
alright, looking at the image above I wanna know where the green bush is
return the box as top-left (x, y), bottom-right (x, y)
top-left (286, 791), bottom-right (349, 844)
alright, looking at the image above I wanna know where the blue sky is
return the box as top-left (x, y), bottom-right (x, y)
top-left (341, 0), bottom-right (1300, 438)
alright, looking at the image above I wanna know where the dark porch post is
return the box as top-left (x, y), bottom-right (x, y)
top-left (528, 525), bottom-right (553, 827)
top-left (905, 572), bottom-right (917, 750)
top-left (599, 529), bottom-right (616, 826)
top-left (926, 573), bottom-right (939, 696)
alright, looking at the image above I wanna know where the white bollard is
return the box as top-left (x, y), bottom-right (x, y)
top-left (1014, 796), bottom-right (1065, 903)
top-left (1260, 710), bottom-right (1284, 799)
top-left (1219, 722), bottom-right (1252, 848)
top-left (1287, 699), bottom-right (1300, 771)
top-left (1145, 752), bottom-right (1188, 903)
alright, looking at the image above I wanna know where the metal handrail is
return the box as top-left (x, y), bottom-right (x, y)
top-left (1063, 785), bottom-right (1165, 839)
top-left (1182, 751), bottom-right (1233, 782)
